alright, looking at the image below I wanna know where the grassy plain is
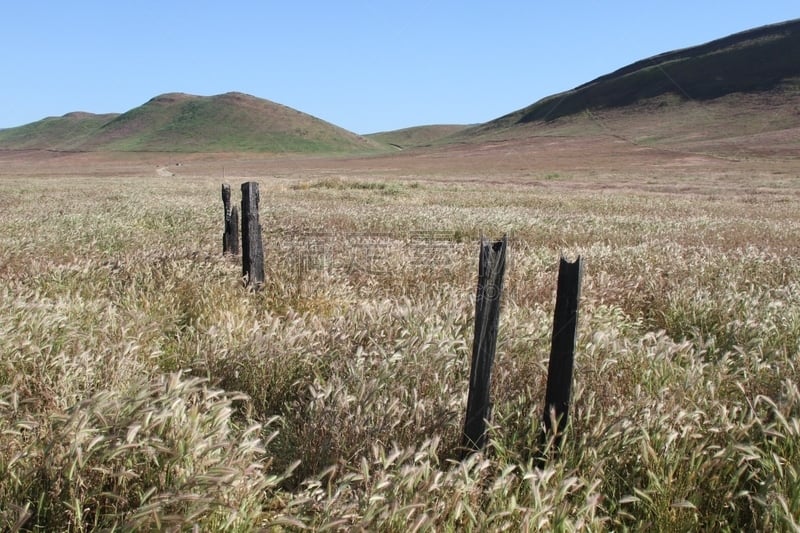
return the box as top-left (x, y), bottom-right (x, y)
top-left (1, 151), bottom-right (800, 530)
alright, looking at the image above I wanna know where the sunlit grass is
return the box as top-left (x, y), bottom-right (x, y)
top-left (1, 174), bottom-right (799, 530)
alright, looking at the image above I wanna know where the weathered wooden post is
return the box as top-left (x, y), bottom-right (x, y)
top-left (222, 184), bottom-right (239, 255)
top-left (241, 181), bottom-right (265, 288)
top-left (541, 256), bottom-right (582, 450)
top-left (462, 235), bottom-right (508, 456)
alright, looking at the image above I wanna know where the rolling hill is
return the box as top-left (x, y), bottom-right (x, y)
top-left (454, 18), bottom-right (800, 159)
top-left (489, 18), bottom-right (800, 126)
top-left (365, 124), bottom-right (472, 149)
top-left (0, 112), bottom-right (120, 151)
top-left (0, 92), bottom-right (383, 154)
top-left (1, 18), bottom-right (798, 158)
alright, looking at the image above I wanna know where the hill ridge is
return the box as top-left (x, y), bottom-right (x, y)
top-left (1, 19), bottom-right (798, 154)
top-left (576, 18), bottom-right (798, 92)
top-left (499, 18), bottom-right (800, 125)
top-left (0, 92), bottom-right (384, 154)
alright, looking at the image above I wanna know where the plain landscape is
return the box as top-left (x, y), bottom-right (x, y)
top-left (1, 19), bottom-right (800, 531)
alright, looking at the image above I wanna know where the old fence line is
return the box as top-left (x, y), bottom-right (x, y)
top-left (222, 182), bottom-right (582, 460)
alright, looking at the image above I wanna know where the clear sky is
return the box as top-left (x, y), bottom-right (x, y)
top-left (1, 1), bottom-right (797, 134)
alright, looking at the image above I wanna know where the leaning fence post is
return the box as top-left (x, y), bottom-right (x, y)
top-left (241, 181), bottom-right (265, 288)
top-left (462, 234), bottom-right (508, 456)
top-left (222, 184), bottom-right (239, 255)
top-left (541, 255), bottom-right (582, 451)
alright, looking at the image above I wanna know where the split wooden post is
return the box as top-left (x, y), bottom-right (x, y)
top-left (542, 256), bottom-right (582, 449)
top-left (462, 234), bottom-right (508, 456)
top-left (241, 181), bottom-right (265, 288)
top-left (222, 184), bottom-right (239, 255)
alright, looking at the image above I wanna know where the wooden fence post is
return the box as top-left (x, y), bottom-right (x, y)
top-left (241, 181), bottom-right (265, 288)
top-left (462, 235), bottom-right (508, 456)
top-left (541, 256), bottom-right (582, 450)
top-left (222, 184), bottom-right (239, 255)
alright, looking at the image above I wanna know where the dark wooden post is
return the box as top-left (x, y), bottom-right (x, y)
top-left (462, 235), bottom-right (508, 455)
top-left (241, 181), bottom-right (265, 288)
top-left (222, 184), bottom-right (239, 255)
top-left (542, 256), bottom-right (582, 447)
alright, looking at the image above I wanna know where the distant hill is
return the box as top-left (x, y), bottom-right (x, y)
top-left (455, 18), bottom-right (800, 158)
top-left (366, 124), bottom-right (472, 149)
top-left (0, 92), bottom-right (383, 154)
top-left (0, 112), bottom-right (119, 151)
top-left (496, 18), bottom-right (800, 126)
top-left (2, 18), bottom-right (798, 158)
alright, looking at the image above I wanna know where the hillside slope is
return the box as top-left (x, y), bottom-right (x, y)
top-left (435, 18), bottom-right (800, 162)
top-left (0, 92), bottom-right (383, 154)
top-left (0, 112), bottom-right (119, 151)
top-left (2, 19), bottom-right (798, 158)
top-left (366, 124), bottom-right (472, 149)
top-left (496, 18), bottom-right (800, 126)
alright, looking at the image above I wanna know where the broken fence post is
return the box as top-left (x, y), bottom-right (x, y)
top-left (541, 255), bottom-right (582, 452)
top-left (241, 181), bottom-right (265, 288)
top-left (222, 184), bottom-right (239, 255)
top-left (462, 234), bottom-right (508, 456)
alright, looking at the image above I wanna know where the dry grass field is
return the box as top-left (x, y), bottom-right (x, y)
top-left (1, 143), bottom-right (800, 530)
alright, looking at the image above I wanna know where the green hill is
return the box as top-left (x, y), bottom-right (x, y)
top-left (456, 18), bottom-right (800, 152)
top-left (503, 18), bottom-right (799, 126)
top-left (0, 92), bottom-right (383, 154)
top-left (2, 18), bottom-right (798, 157)
top-left (0, 112), bottom-right (119, 151)
top-left (366, 124), bottom-right (472, 149)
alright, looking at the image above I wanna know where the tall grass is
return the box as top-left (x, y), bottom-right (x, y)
top-left (1, 174), bottom-right (799, 530)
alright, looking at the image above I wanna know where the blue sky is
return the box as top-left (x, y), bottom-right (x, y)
top-left (1, 1), bottom-right (797, 133)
